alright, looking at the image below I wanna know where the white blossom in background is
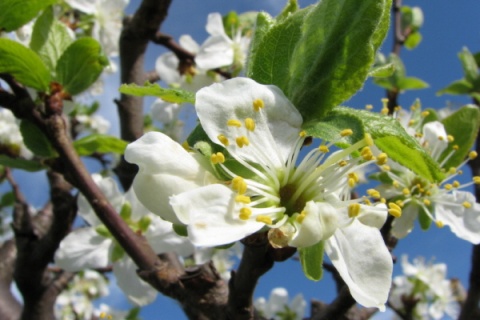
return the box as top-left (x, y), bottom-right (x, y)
top-left (149, 99), bottom-right (185, 141)
top-left (54, 270), bottom-right (109, 320)
top-left (389, 256), bottom-right (459, 320)
top-left (55, 174), bottom-right (194, 306)
top-left (75, 114), bottom-right (111, 134)
top-left (0, 108), bottom-right (32, 159)
top-left (254, 287), bottom-right (306, 320)
top-left (195, 13), bottom-right (251, 72)
top-left (126, 78), bottom-right (394, 310)
top-left (194, 242), bottom-right (242, 280)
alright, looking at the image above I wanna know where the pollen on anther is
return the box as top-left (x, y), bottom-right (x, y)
top-left (227, 119), bottom-right (242, 127)
top-left (232, 176), bottom-right (247, 194)
top-left (421, 111), bottom-right (430, 117)
top-left (367, 189), bottom-right (381, 199)
top-left (469, 151), bottom-right (478, 160)
top-left (210, 152), bottom-right (225, 164)
top-left (236, 136), bottom-right (250, 148)
top-left (436, 220), bottom-right (444, 228)
top-left (239, 207), bottom-right (252, 220)
top-left (253, 98), bottom-right (265, 112)
top-left (319, 145), bottom-right (329, 153)
top-left (245, 118), bottom-right (256, 131)
top-left (182, 141), bottom-right (190, 151)
top-left (299, 130), bottom-right (307, 137)
top-left (473, 176), bottom-right (480, 184)
top-left (256, 215), bottom-right (272, 225)
top-left (447, 135), bottom-right (454, 143)
top-left (376, 153), bottom-right (388, 165)
top-left (348, 172), bottom-right (359, 188)
top-left (217, 134), bottom-right (230, 146)
top-left (423, 199), bottom-right (431, 206)
top-left (348, 203), bottom-right (361, 218)
top-left (340, 129), bottom-right (353, 137)
top-left (365, 104), bottom-right (373, 110)
top-left (463, 201), bottom-right (472, 209)
top-left (296, 211), bottom-right (306, 223)
top-left (388, 202), bottom-right (402, 218)
top-left (235, 195), bottom-right (251, 204)
top-left (338, 160), bottom-right (348, 167)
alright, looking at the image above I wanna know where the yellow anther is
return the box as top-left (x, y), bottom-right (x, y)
top-left (349, 172), bottom-right (359, 183)
top-left (253, 98), bottom-right (265, 111)
top-left (458, 170), bottom-right (463, 175)
top-left (338, 160), bottom-right (348, 167)
top-left (319, 145), bottom-right (330, 153)
top-left (438, 136), bottom-right (444, 141)
top-left (361, 147), bottom-right (374, 161)
top-left (447, 135), bottom-right (454, 143)
top-left (395, 200), bottom-right (404, 207)
top-left (218, 134), bottom-right (230, 147)
top-left (299, 130), bottom-right (307, 137)
top-left (394, 106), bottom-right (401, 112)
top-left (364, 133), bottom-right (374, 146)
top-left (182, 141), bottom-right (190, 150)
top-left (210, 152), bottom-right (225, 164)
top-left (448, 167), bottom-right (457, 175)
top-left (381, 98), bottom-right (389, 105)
top-left (232, 177), bottom-right (247, 194)
top-left (453, 145), bottom-right (459, 150)
top-left (388, 202), bottom-right (402, 218)
top-left (236, 136), bottom-right (250, 148)
top-left (227, 119), bottom-right (242, 127)
top-left (363, 198), bottom-right (372, 205)
top-left (421, 111), bottom-right (430, 117)
top-left (393, 181), bottom-right (400, 188)
top-left (408, 120), bottom-right (416, 127)
top-left (381, 107), bottom-right (389, 115)
top-left (239, 207), bottom-right (252, 220)
top-left (414, 132), bottom-right (423, 138)
top-left (436, 220), bottom-right (444, 228)
top-left (380, 198), bottom-right (386, 204)
top-left (256, 215), bottom-right (272, 225)
top-left (463, 201), bottom-right (472, 209)
top-left (423, 199), bottom-right (431, 206)
top-left (444, 184), bottom-right (453, 191)
top-left (367, 189), bottom-right (381, 199)
top-left (365, 104), bottom-right (373, 110)
top-left (348, 203), bottom-right (361, 218)
top-left (245, 118), bottom-right (256, 131)
top-left (453, 180), bottom-right (460, 188)
top-left (340, 129), bottom-right (353, 137)
top-left (235, 195), bottom-right (251, 204)
top-left (376, 153), bottom-right (388, 165)
top-left (382, 165), bottom-right (391, 171)
top-left (473, 176), bottom-right (480, 184)
top-left (296, 210), bottom-right (306, 223)
top-left (426, 191), bottom-right (431, 196)
top-left (469, 151), bottom-right (478, 160)
top-left (402, 188), bottom-right (410, 195)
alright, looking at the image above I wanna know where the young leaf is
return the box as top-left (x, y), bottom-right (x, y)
top-left (119, 83), bottom-right (195, 104)
top-left (277, 0), bottom-right (299, 22)
top-left (30, 6), bottom-right (73, 73)
top-left (288, 0), bottom-right (392, 122)
top-left (404, 32), bottom-right (422, 50)
top-left (397, 77), bottom-right (429, 90)
top-left (56, 38), bottom-right (109, 95)
top-left (327, 107), bottom-right (444, 182)
top-left (438, 105), bottom-right (480, 169)
top-left (0, 0), bottom-right (57, 32)
top-left (19, 120), bottom-right (57, 158)
top-left (368, 63), bottom-right (395, 78)
top-left (299, 241), bottom-right (324, 281)
top-left (0, 38), bottom-right (51, 91)
top-left (73, 134), bottom-right (128, 156)
top-left (437, 79), bottom-right (473, 96)
top-left (0, 155), bottom-right (45, 172)
top-left (459, 47), bottom-right (479, 83)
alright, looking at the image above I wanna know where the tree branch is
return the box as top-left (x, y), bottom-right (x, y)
top-left (0, 240), bottom-right (21, 320)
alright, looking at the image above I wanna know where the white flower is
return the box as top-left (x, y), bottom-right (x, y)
top-left (375, 120), bottom-right (480, 243)
top-left (194, 242), bottom-right (243, 280)
top-left (0, 108), bottom-right (32, 158)
top-left (195, 13), bottom-right (250, 71)
top-left (155, 35), bottom-right (219, 91)
top-left (254, 287), bottom-right (306, 320)
top-left (75, 114), bottom-right (111, 134)
top-left (66, 0), bottom-right (128, 58)
top-left (126, 78), bottom-right (393, 309)
top-left (55, 174), bottom-right (194, 306)
top-left (389, 256), bottom-right (459, 320)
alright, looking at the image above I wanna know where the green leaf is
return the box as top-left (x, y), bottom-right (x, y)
top-left (30, 6), bottom-right (73, 73)
top-left (328, 107), bottom-right (444, 182)
top-left (56, 37), bottom-right (108, 95)
top-left (288, 0), bottom-right (392, 122)
top-left (459, 47), bottom-right (479, 83)
top-left (0, 38), bottom-right (51, 91)
top-left (73, 134), bottom-right (128, 156)
top-left (19, 120), bottom-right (57, 158)
top-left (0, 155), bottom-right (45, 171)
top-left (119, 82), bottom-right (195, 104)
top-left (417, 202), bottom-right (432, 230)
top-left (0, 191), bottom-right (15, 207)
top-left (404, 32), bottom-right (422, 50)
top-left (299, 241), bottom-right (324, 281)
top-left (303, 112), bottom-right (365, 148)
top-left (368, 63), bottom-right (395, 78)
top-left (437, 79), bottom-right (473, 95)
top-left (0, 0), bottom-right (57, 32)
top-left (277, 0), bottom-right (299, 22)
top-left (397, 77), bottom-right (429, 90)
top-left (439, 105), bottom-right (480, 169)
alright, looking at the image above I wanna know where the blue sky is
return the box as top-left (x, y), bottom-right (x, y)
top-left (4, 0), bottom-right (480, 319)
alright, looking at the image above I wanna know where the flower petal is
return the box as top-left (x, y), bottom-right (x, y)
top-left (125, 131), bottom-right (216, 224)
top-left (113, 257), bottom-right (157, 306)
top-left (436, 191), bottom-right (480, 244)
top-left (170, 184), bottom-right (264, 246)
top-left (179, 35), bottom-right (200, 53)
top-left (196, 78), bottom-right (303, 169)
top-left (145, 215), bottom-right (195, 257)
top-left (205, 13), bottom-right (227, 37)
top-left (422, 121), bottom-right (448, 159)
top-left (391, 202), bottom-right (419, 238)
top-left (195, 34), bottom-right (234, 70)
top-left (55, 228), bottom-right (111, 271)
top-left (155, 53), bottom-right (181, 85)
top-left (325, 220), bottom-right (393, 310)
